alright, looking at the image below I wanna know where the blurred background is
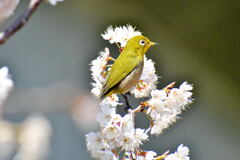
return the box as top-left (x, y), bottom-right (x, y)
top-left (0, 0), bottom-right (239, 159)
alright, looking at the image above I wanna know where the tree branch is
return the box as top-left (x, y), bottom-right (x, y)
top-left (0, 0), bottom-right (43, 45)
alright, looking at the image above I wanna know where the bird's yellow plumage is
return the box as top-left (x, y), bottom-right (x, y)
top-left (100, 35), bottom-right (157, 101)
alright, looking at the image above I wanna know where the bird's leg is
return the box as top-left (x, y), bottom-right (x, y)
top-left (122, 93), bottom-right (132, 112)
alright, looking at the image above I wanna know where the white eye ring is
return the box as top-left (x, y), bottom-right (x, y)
top-left (139, 40), bottom-right (145, 46)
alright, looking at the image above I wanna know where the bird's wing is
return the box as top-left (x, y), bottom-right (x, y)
top-left (101, 52), bottom-right (141, 98)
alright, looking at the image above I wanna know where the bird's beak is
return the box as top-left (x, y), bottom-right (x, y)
top-left (149, 41), bottom-right (158, 46)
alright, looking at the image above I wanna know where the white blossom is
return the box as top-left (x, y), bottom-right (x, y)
top-left (0, 116), bottom-right (53, 160)
top-left (0, 0), bottom-right (19, 22)
top-left (0, 121), bottom-right (15, 160)
top-left (147, 82), bottom-right (193, 135)
top-left (86, 132), bottom-right (118, 160)
top-left (90, 48), bottom-right (110, 98)
top-left (121, 114), bottom-right (134, 132)
top-left (176, 144), bottom-right (190, 159)
top-left (101, 25), bottom-right (141, 47)
top-left (117, 127), bottom-right (148, 151)
top-left (47, 0), bottom-right (64, 6)
top-left (119, 130), bottom-right (136, 151)
top-left (91, 80), bottom-right (103, 98)
top-left (90, 48), bottom-right (110, 80)
top-left (134, 128), bottom-right (148, 147)
top-left (96, 105), bottom-right (116, 127)
top-left (97, 149), bottom-right (118, 160)
top-left (102, 123), bottom-right (121, 140)
top-left (88, 104), bottom-right (148, 153)
top-left (131, 57), bottom-right (158, 98)
top-left (101, 26), bottom-right (115, 44)
top-left (101, 113), bottom-right (122, 140)
top-left (0, 67), bottom-right (13, 108)
top-left (86, 132), bottom-right (103, 153)
top-left (150, 89), bottom-right (167, 100)
top-left (100, 94), bottom-right (122, 107)
top-left (150, 113), bottom-right (177, 135)
top-left (166, 82), bottom-right (193, 111)
top-left (14, 115), bottom-right (51, 160)
top-left (165, 144), bottom-right (190, 160)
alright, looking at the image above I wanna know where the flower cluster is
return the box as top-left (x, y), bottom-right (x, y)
top-left (102, 25), bottom-right (141, 47)
top-left (90, 48), bottom-right (110, 98)
top-left (86, 82), bottom-right (192, 159)
top-left (147, 82), bottom-right (193, 135)
top-left (86, 105), bottom-right (148, 159)
top-left (0, 66), bottom-right (52, 160)
top-left (87, 25), bottom-right (193, 160)
top-left (14, 115), bottom-right (52, 160)
top-left (0, 115), bottom-right (52, 160)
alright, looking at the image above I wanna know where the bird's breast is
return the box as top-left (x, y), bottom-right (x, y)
top-left (118, 61), bottom-right (144, 94)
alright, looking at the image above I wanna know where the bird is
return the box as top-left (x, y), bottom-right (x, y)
top-left (99, 35), bottom-right (157, 111)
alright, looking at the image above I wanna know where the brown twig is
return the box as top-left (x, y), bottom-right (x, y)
top-left (155, 150), bottom-right (170, 160)
top-left (163, 82), bottom-right (176, 94)
top-left (130, 102), bottom-right (148, 114)
top-left (0, 0), bottom-right (43, 45)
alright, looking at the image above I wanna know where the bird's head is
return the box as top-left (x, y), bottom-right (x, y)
top-left (125, 35), bottom-right (157, 56)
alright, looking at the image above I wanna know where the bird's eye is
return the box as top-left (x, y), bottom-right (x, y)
top-left (139, 40), bottom-right (146, 46)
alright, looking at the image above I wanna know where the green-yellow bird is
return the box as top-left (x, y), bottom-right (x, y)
top-left (100, 35), bottom-right (157, 110)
